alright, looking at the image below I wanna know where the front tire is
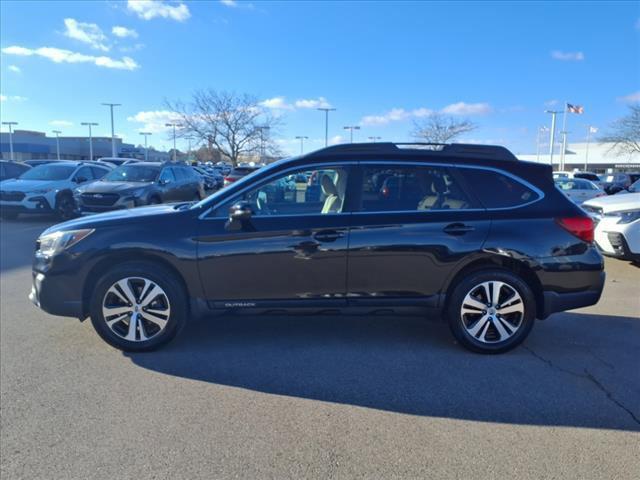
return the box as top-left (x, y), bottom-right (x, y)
top-left (55, 194), bottom-right (76, 220)
top-left (446, 269), bottom-right (536, 354)
top-left (89, 262), bottom-right (187, 352)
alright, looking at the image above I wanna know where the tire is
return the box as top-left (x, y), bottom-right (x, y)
top-left (148, 196), bottom-right (161, 205)
top-left (89, 262), bottom-right (188, 352)
top-left (446, 269), bottom-right (536, 354)
top-left (55, 194), bottom-right (76, 220)
top-left (1, 211), bottom-right (19, 220)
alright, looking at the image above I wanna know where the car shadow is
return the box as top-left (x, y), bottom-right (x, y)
top-left (126, 311), bottom-right (640, 431)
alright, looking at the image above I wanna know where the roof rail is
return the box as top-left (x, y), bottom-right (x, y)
top-left (306, 142), bottom-right (518, 162)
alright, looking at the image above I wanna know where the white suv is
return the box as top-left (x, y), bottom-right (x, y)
top-left (583, 193), bottom-right (640, 262)
top-left (0, 161), bottom-right (111, 220)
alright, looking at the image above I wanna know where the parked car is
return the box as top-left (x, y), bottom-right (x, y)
top-left (74, 162), bottom-right (206, 213)
top-left (193, 166), bottom-right (223, 191)
top-left (601, 172), bottom-right (640, 194)
top-left (96, 157), bottom-right (138, 167)
top-left (0, 160), bottom-right (31, 182)
top-left (223, 166), bottom-right (257, 187)
top-left (615, 179), bottom-right (640, 194)
top-left (29, 142), bottom-right (605, 353)
top-left (23, 159), bottom-right (64, 168)
top-left (0, 161), bottom-right (111, 220)
top-left (582, 193), bottom-right (640, 262)
top-left (554, 178), bottom-right (606, 204)
top-left (553, 170), bottom-right (605, 189)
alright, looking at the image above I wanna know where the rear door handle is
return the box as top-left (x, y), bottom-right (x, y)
top-left (313, 230), bottom-right (345, 242)
top-left (443, 223), bottom-right (475, 235)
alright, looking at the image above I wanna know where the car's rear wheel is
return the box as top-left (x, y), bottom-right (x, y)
top-left (148, 196), bottom-right (161, 205)
top-left (446, 269), bottom-right (536, 354)
top-left (89, 262), bottom-right (187, 351)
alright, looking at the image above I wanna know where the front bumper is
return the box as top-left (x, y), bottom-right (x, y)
top-left (29, 270), bottom-right (84, 318)
top-left (0, 196), bottom-right (54, 214)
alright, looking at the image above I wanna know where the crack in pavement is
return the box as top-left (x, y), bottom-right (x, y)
top-left (522, 345), bottom-right (640, 426)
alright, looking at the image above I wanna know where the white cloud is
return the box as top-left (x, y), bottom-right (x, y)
top-left (0, 94), bottom-right (27, 102)
top-left (63, 18), bottom-right (109, 52)
top-left (360, 107), bottom-right (433, 126)
top-left (127, 110), bottom-right (181, 133)
top-left (127, 1), bottom-right (190, 21)
top-left (260, 96), bottom-right (293, 110)
top-left (329, 135), bottom-right (345, 145)
top-left (551, 50), bottom-right (585, 61)
top-left (112, 26), bottom-right (139, 38)
top-left (294, 97), bottom-right (331, 109)
top-left (618, 91), bottom-right (640, 103)
top-left (50, 120), bottom-right (74, 127)
top-left (441, 102), bottom-right (491, 115)
top-left (544, 99), bottom-right (559, 107)
top-left (2, 45), bottom-right (139, 70)
top-left (8, 65), bottom-right (21, 73)
top-left (219, 0), bottom-right (255, 9)
top-left (220, 0), bottom-right (237, 6)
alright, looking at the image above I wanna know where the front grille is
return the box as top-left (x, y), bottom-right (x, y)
top-left (0, 191), bottom-right (25, 202)
top-left (80, 193), bottom-right (119, 206)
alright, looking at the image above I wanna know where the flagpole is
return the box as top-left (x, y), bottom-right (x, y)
top-left (560, 101), bottom-right (568, 170)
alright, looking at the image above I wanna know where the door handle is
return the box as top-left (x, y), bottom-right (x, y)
top-left (443, 223), bottom-right (475, 235)
top-left (313, 230), bottom-right (345, 242)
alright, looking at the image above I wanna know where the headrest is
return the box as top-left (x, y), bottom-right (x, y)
top-left (321, 174), bottom-right (338, 196)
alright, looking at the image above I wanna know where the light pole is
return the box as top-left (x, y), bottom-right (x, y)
top-left (585, 126), bottom-right (597, 171)
top-left (343, 125), bottom-right (360, 143)
top-left (101, 103), bottom-right (121, 157)
top-left (52, 130), bottom-right (62, 160)
top-left (165, 123), bottom-right (179, 162)
top-left (139, 132), bottom-right (152, 161)
top-left (81, 122), bottom-right (98, 160)
top-left (256, 126), bottom-right (270, 162)
top-left (295, 135), bottom-right (308, 155)
top-left (536, 126), bottom-right (548, 162)
top-left (545, 110), bottom-right (560, 169)
top-left (2, 121), bottom-right (18, 161)
top-left (317, 107), bottom-right (336, 147)
top-left (368, 136), bottom-right (381, 143)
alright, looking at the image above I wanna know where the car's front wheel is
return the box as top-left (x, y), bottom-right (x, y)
top-left (446, 269), bottom-right (536, 354)
top-left (89, 262), bottom-right (187, 351)
top-left (55, 194), bottom-right (76, 220)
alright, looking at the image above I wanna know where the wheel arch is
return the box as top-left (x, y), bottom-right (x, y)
top-left (442, 254), bottom-right (544, 319)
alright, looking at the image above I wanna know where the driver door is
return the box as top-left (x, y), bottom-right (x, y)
top-left (196, 164), bottom-right (353, 307)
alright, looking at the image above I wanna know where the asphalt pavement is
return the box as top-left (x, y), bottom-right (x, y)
top-left (1, 216), bottom-right (639, 479)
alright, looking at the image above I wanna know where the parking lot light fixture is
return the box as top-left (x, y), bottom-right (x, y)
top-left (295, 136), bottom-right (309, 155)
top-left (545, 110), bottom-right (560, 168)
top-left (165, 123), bottom-right (180, 162)
top-left (343, 125), bottom-right (361, 143)
top-left (102, 103), bottom-right (121, 157)
top-left (80, 122), bottom-right (98, 160)
top-left (52, 130), bottom-right (62, 160)
top-left (317, 108), bottom-right (336, 147)
top-left (368, 136), bottom-right (382, 143)
top-left (2, 121), bottom-right (18, 161)
top-left (139, 132), bottom-right (152, 161)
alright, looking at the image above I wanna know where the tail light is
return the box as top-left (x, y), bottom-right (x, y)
top-left (224, 177), bottom-right (235, 184)
top-left (556, 216), bottom-right (594, 243)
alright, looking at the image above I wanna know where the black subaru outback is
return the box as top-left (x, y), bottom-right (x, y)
top-left (30, 143), bottom-right (604, 353)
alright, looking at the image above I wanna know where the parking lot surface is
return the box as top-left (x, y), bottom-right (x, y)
top-left (1, 216), bottom-right (639, 479)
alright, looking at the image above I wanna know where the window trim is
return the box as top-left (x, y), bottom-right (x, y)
top-left (200, 162), bottom-right (357, 220)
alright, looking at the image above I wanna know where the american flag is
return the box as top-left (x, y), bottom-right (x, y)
top-left (567, 103), bottom-right (584, 114)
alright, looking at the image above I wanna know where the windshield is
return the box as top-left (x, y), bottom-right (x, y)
top-left (104, 165), bottom-right (160, 183)
top-left (18, 164), bottom-right (75, 181)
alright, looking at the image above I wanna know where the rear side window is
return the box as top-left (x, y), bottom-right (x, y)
top-left (458, 168), bottom-right (539, 208)
top-left (360, 165), bottom-right (478, 212)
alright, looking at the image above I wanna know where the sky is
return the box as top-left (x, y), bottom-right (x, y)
top-left (1, 0), bottom-right (639, 156)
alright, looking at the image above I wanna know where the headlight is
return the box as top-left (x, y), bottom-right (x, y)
top-left (37, 229), bottom-right (94, 256)
top-left (617, 210), bottom-right (640, 224)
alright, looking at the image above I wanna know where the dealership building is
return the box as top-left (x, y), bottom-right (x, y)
top-left (518, 142), bottom-right (640, 173)
top-left (0, 130), bottom-right (171, 162)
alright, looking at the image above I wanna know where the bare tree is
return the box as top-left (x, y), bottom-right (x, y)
top-left (599, 104), bottom-right (640, 156)
top-left (412, 113), bottom-right (477, 143)
top-left (166, 90), bottom-right (282, 166)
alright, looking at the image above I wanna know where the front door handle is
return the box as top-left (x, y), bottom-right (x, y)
top-left (313, 230), bottom-right (345, 242)
top-left (443, 223), bottom-right (475, 235)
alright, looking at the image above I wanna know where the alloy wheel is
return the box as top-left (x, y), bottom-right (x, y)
top-left (460, 281), bottom-right (524, 344)
top-left (102, 277), bottom-right (171, 342)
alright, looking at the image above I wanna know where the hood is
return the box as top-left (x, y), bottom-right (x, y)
top-left (0, 179), bottom-right (61, 192)
top-left (43, 203), bottom-right (195, 235)
top-left (583, 192), bottom-right (640, 213)
top-left (76, 180), bottom-right (152, 194)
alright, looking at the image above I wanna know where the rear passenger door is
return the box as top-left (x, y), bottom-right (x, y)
top-left (158, 167), bottom-right (178, 202)
top-left (346, 163), bottom-right (491, 306)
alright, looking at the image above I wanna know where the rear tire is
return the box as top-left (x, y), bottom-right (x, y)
top-left (446, 269), bottom-right (536, 354)
top-left (148, 196), bottom-right (161, 205)
top-left (89, 262), bottom-right (187, 352)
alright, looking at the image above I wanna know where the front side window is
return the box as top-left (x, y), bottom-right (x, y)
top-left (458, 168), bottom-right (539, 208)
top-left (75, 167), bottom-right (94, 182)
top-left (104, 165), bottom-right (160, 183)
top-left (360, 165), bottom-right (477, 212)
top-left (19, 164), bottom-right (76, 181)
top-left (159, 168), bottom-right (176, 183)
top-left (213, 166), bottom-right (349, 217)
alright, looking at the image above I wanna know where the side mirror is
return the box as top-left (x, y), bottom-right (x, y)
top-left (74, 176), bottom-right (88, 184)
top-left (225, 201), bottom-right (253, 231)
top-left (158, 178), bottom-right (169, 186)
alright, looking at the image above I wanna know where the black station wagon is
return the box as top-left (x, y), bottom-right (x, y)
top-left (30, 143), bottom-right (604, 353)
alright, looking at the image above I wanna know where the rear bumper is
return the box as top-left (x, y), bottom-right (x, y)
top-left (541, 270), bottom-right (605, 318)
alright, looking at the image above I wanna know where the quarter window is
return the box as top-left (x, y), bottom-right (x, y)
top-left (360, 165), bottom-right (477, 212)
top-left (458, 168), bottom-right (539, 208)
top-left (213, 167), bottom-right (349, 217)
